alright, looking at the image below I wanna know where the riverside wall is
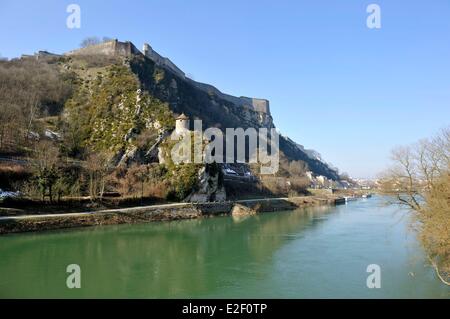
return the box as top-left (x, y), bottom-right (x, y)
top-left (0, 196), bottom-right (342, 235)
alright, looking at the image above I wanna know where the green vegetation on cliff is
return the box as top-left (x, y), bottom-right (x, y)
top-left (64, 63), bottom-right (174, 156)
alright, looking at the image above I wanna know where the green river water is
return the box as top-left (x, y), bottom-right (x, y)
top-left (0, 196), bottom-right (449, 298)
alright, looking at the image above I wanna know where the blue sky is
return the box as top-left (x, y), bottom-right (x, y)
top-left (1, 0), bottom-right (449, 178)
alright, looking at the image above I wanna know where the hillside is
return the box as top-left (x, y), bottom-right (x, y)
top-left (0, 39), bottom-right (341, 203)
top-left (106, 40), bottom-right (338, 179)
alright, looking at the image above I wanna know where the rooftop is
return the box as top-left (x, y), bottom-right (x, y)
top-left (176, 113), bottom-right (189, 120)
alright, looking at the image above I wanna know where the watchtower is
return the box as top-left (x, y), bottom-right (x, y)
top-left (175, 113), bottom-right (190, 134)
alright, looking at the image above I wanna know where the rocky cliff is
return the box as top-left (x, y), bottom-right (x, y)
top-left (56, 39), bottom-right (338, 180)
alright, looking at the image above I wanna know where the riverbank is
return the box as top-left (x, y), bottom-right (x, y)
top-left (2, 195), bottom-right (447, 298)
top-left (0, 195), bottom-right (342, 235)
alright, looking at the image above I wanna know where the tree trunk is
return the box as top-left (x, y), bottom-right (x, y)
top-left (429, 257), bottom-right (450, 286)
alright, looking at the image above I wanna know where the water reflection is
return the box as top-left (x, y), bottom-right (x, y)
top-left (0, 205), bottom-right (333, 298)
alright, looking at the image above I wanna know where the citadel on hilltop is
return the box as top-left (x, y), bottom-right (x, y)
top-left (17, 37), bottom-right (340, 181)
top-left (63, 39), bottom-right (271, 118)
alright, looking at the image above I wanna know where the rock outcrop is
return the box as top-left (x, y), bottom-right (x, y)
top-left (185, 164), bottom-right (226, 203)
top-left (231, 203), bottom-right (257, 217)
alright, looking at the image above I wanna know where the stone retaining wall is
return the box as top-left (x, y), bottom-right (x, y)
top-left (0, 197), bottom-right (340, 235)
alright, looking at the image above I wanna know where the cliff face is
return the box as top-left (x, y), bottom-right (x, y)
top-left (130, 58), bottom-right (274, 131)
top-left (129, 45), bottom-right (338, 180)
top-left (64, 39), bottom-right (339, 180)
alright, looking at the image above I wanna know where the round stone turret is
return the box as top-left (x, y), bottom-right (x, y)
top-left (175, 113), bottom-right (189, 134)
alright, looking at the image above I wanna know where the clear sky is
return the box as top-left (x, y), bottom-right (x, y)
top-left (1, 0), bottom-right (449, 178)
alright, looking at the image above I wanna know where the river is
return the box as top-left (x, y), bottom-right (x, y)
top-left (0, 195), bottom-right (449, 298)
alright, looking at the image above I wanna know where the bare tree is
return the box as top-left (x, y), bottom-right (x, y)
top-left (85, 151), bottom-right (111, 201)
top-left (288, 160), bottom-right (308, 177)
top-left (0, 59), bottom-right (73, 152)
top-left (80, 36), bottom-right (112, 48)
top-left (30, 140), bottom-right (60, 201)
top-left (80, 36), bottom-right (101, 48)
top-left (0, 102), bottom-right (21, 150)
top-left (380, 127), bottom-right (450, 284)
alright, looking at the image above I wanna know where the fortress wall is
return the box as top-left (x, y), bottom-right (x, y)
top-left (144, 45), bottom-right (185, 79)
top-left (253, 99), bottom-right (270, 114)
top-left (145, 46), bottom-right (165, 65)
top-left (65, 40), bottom-right (117, 56)
top-left (190, 80), bottom-right (244, 106)
top-left (240, 97), bottom-right (270, 114)
top-left (188, 80), bottom-right (270, 115)
top-left (65, 40), bottom-right (140, 57)
top-left (162, 57), bottom-right (185, 79)
top-left (64, 39), bottom-right (270, 116)
top-left (115, 41), bottom-right (141, 56)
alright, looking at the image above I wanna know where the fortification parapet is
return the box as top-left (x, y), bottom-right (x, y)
top-left (63, 39), bottom-right (271, 118)
top-left (142, 43), bottom-right (185, 79)
top-left (65, 39), bottom-right (140, 57)
top-left (240, 97), bottom-right (270, 114)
